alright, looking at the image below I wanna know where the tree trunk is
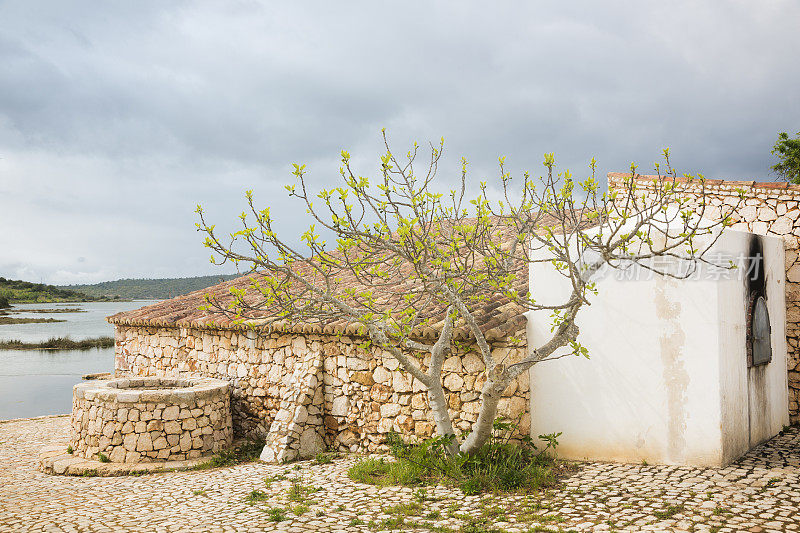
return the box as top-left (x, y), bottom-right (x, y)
top-left (427, 382), bottom-right (460, 456)
top-left (459, 378), bottom-right (505, 454)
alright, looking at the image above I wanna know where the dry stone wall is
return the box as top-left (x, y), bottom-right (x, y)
top-left (609, 174), bottom-right (800, 420)
top-left (113, 325), bottom-right (530, 459)
top-left (71, 377), bottom-right (232, 463)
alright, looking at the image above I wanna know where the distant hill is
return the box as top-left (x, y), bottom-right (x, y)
top-left (60, 274), bottom-right (241, 300)
top-left (0, 277), bottom-right (114, 304)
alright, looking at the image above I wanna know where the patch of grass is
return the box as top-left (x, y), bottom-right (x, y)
top-left (285, 475), bottom-right (320, 506)
top-left (385, 501), bottom-right (423, 517)
top-left (96, 452), bottom-right (110, 463)
top-left (245, 489), bottom-right (269, 505)
top-left (653, 504), bottom-right (685, 519)
top-left (380, 516), bottom-right (407, 529)
top-left (0, 317), bottom-right (66, 324)
top-left (11, 307), bottom-right (87, 313)
top-left (291, 503), bottom-right (309, 516)
top-left (712, 505), bottom-right (728, 515)
top-left (426, 510), bottom-right (442, 519)
top-left (0, 336), bottom-right (114, 351)
top-left (459, 518), bottom-right (502, 533)
top-left (348, 457), bottom-right (425, 487)
top-left (266, 507), bottom-right (286, 522)
top-left (313, 452), bottom-right (334, 464)
top-left (192, 489), bottom-right (207, 496)
top-left (192, 440), bottom-right (262, 470)
top-left (66, 445), bottom-right (73, 454)
top-left (349, 417), bottom-right (565, 495)
top-left (264, 473), bottom-right (287, 488)
top-left (80, 469), bottom-right (99, 477)
top-left (349, 517), bottom-right (365, 526)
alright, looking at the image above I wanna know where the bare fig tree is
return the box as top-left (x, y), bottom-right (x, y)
top-left (195, 132), bottom-right (741, 455)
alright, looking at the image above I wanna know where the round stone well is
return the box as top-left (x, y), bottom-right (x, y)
top-left (70, 376), bottom-right (232, 463)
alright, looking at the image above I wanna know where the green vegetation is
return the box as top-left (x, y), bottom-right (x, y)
top-left (0, 317), bottom-right (66, 325)
top-left (0, 294), bottom-right (9, 308)
top-left (15, 307), bottom-right (87, 313)
top-left (313, 452), bottom-right (336, 465)
top-left (0, 277), bottom-right (113, 304)
top-left (191, 440), bottom-right (262, 470)
top-left (266, 507), bottom-right (286, 522)
top-left (61, 274), bottom-right (239, 300)
top-left (348, 419), bottom-right (566, 495)
top-left (0, 336), bottom-right (114, 350)
top-left (771, 131), bottom-right (800, 184)
top-left (653, 504), bottom-right (685, 519)
top-left (245, 489), bottom-right (269, 504)
top-left (290, 503), bottom-right (309, 516)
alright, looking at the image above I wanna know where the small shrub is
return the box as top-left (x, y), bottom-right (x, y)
top-left (80, 469), bottom-right (99, 477)
top-left (349, 517), bottom-right (365, 526)
top-left (97, 453), bottom-right (110, 463)
top-left (66, 445), bottom-right (74, 454)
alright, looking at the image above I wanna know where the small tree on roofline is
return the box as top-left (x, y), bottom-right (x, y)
top-left (771, 131), bottom-right (800, 184)
top-left (196, 131), bottom-right (741, 455)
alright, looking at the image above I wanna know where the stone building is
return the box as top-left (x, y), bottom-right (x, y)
top-left (109, 287), bottom-right (530, 462)
top-left (608, 173), bottom-right (800, 421)
top-left (108, 172), bottom-right (800, 462)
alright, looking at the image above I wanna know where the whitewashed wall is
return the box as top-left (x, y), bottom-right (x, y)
top-left (527, 229), bottom-right (789, 467)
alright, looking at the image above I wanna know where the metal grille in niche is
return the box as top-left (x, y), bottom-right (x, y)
top-left (747, 292), bottom-right (772, 367)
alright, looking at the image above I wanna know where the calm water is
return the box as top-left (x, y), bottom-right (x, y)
top-left (0, 300), bottom-right (157, 420)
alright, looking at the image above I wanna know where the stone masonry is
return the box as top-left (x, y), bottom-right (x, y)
top-left (70, 377), bottom-right (233, 463)
top-left (609, 173), bottom-right (800, 421)
top-left (113, 325), bottom-right (530, 460)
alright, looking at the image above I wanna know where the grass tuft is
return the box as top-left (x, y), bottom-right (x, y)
top-left (348, 417), bottom-right (566, 495)
top-left (192, 440), bottom-right (262, 470)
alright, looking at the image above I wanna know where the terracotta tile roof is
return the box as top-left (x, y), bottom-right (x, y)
top-left (108, 224), bottom-right (535, 343)
top-left (607, 172), bottom-right (800, 193)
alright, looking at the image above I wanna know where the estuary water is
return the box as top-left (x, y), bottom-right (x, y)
top-left (0, 300), bottom-right (157, 420)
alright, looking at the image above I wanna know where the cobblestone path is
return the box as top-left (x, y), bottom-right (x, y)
top-left (1, 416), bottom-right (800, 532)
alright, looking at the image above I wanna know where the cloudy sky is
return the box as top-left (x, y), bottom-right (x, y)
top-left (1, 1), bottom-right (799, 285)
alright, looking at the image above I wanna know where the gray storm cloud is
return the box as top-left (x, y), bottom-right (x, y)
top-left (1, 1), bottom-right (798, 284)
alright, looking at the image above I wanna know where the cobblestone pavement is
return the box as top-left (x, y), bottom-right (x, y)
top-left (2, 416), bottom-right (800, 532)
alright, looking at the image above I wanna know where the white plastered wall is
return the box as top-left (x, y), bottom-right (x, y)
top-left (527, 229), bottom-right (789, 467)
